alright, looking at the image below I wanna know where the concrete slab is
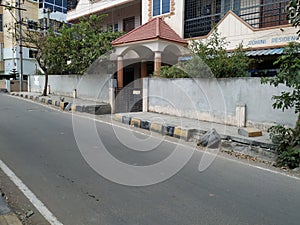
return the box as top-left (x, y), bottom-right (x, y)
top-left (238, 127), bottom-right (263, 137)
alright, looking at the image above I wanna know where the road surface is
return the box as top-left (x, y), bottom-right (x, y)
top-left (0, 94), bottom-right (300, 225)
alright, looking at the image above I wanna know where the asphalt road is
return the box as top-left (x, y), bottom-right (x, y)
top-left (0, 93), bottom-right (300, 225)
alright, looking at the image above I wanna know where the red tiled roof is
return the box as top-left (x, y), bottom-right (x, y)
top-left (112, 17), bottom-right (187, 46)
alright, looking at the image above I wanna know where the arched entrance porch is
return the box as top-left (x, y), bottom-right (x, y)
top-left (111, 17), bottom-right (188, 112)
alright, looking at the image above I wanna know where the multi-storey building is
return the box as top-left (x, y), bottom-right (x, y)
top-left (1, 1), bottom-right (39, 79)
top-left (0, 0), bottom-right (67, 79)
top-left (69, 0), bottom-right (299, 80)
top-left (67, 0), bottom-right (142, 33)
top-left (142, 0), bottom-right (299, 76)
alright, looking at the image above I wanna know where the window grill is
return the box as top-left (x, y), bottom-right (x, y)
top-left (184, 0), bottom-right (289, 38)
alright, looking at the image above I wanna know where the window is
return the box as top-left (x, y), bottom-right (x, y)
top-left (29, 49), bottom-right (38, 59)
top-left (153, 0), bottom-right (170, 16)
top-left (0, 14), bottom-right (3, 32)
top-left (184, 0), bottom-right (289, 38)
top-left (114, 24), bottom-right (119, 32)
top-left (123, 17), bottom-right (135, 33)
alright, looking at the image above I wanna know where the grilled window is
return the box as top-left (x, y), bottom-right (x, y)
top-left (184, 0), bottom-right (289, 38)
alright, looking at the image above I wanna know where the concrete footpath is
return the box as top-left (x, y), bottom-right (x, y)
top-left (0, 195), bottom-right (22, 225)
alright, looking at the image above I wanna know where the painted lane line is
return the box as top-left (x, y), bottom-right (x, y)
top-left (0, 159), bottom-right (63, 225)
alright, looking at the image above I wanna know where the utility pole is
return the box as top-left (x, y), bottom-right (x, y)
top-left (17, 0), bottom-right (23, 92)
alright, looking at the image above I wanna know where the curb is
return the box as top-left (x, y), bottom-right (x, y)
top-left (114, 114), bottom-right (191, 141)
top-left (10, 92), bottom-right (111, 115)
top-left (113, 114), bottom-right (276, 150)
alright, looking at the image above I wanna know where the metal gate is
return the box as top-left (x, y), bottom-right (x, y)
top-left (115, 84), bottom-right (143, 113)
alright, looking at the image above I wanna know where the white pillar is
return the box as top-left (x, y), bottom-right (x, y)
top-left (143, 77), bottom-right (149, 112)
top-left (236, 104), bottom-right (246, 127)
top-left (154, 51), bottom-right (162, 76)
top-left (6, 80), bottom-right (11, 93)
top-left (109, 79), bottom-right (116, 114)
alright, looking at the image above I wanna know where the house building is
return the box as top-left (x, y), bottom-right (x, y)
top-left (0, 0), bottom-right (68, 79)
top-left (141, 0), bottom-right (299, 76)
top-left (69, 0), bottom-right (299, 83)
top-left (67, 0), bottom-right (142, 33)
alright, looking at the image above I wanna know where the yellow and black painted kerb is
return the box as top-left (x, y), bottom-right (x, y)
top-left (130, 118), bottom-right (141, 128)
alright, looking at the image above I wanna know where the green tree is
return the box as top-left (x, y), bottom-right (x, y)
top-left (287, 0), bottom-right (300, 35)
top-left (46, 15), bottom-right (123, 75)
top-left (262, 42), bottom-right (300, 168)
top-left (189, 29), bottom-right (250, 78)
top-left (155, 55), bottom-right (213, 78)
top-left (260, 0), bottom-right (300, 168)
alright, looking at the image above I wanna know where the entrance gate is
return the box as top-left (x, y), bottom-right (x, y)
top-left (115, 81), bottom-right (143, 113)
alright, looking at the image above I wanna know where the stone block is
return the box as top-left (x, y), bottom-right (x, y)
top-left (122, 116), bottom-right (131, 125)
top-left (130, 118), bottom-right (141, 128)
top-left (174, 127), bottom-right (191, 141)
top-left (150, 122), bottom-right (163, 134)
top-left (114, 114), bottom-right (123, 122)
top-left (198, 128), bottom-right (221, 149)
top-left (60, 102), bottom-right (68, 110)
top-left (71, 104), bottom-right (83, 112)
top-left (64, 102), bottom-right (72, 111)
top-left (238, 127), bottom-right (262, 137)
top-left (162, 125), bottom-right (175, 136)
top-left (140, 120), bottom-right (151, 130)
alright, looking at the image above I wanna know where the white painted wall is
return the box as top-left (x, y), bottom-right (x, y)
top-left (147, 77), bottom-right (298, 130)
top-left (29, 74), bottom-right (112, 103)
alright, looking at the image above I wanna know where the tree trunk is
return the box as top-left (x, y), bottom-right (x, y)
top-left (42, 73), bottom-right (48, 96)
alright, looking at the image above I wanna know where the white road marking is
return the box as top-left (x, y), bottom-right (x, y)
top-left (0, 159), bottom-right (64, 225)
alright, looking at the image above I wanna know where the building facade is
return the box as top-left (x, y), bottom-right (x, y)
top-left (67, 0), bottom-right (142, 33)
top-left (141, 0), bottom-right (299, 76)
top-left (0, 0), bottom-right (67, 79)
top-left (68, 0), bottom-right (299, 77)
